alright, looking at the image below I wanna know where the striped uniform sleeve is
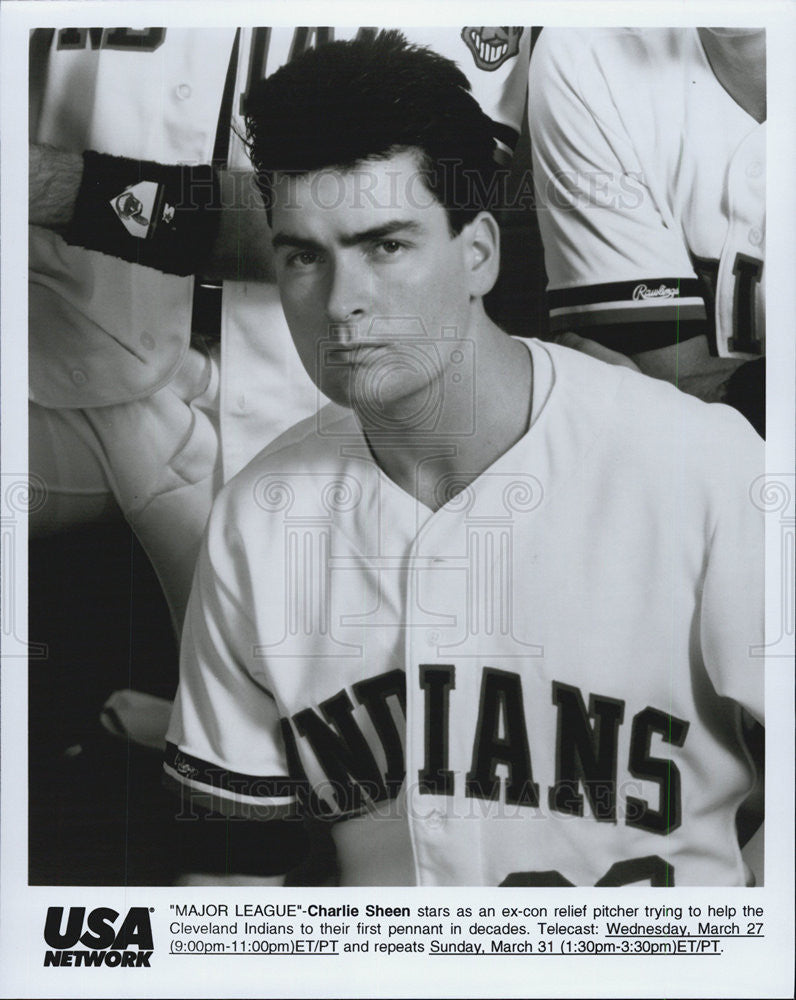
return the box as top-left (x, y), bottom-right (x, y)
top-left (164, 501), bottom-right (305, 820)
top-left (528, 29), bottom-right (707, 353)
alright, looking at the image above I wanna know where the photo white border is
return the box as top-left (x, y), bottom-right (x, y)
top-left (2, 3), bottom-right (794, 998)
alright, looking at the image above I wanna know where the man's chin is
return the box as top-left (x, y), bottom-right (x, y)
top-left (317, 372), bottom-right (355, 411)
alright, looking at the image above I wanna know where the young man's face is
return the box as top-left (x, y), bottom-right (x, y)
top-left (270, 150), bottom-right (476, 417)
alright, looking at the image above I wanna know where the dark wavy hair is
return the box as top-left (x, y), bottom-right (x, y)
top-left (243, 30), bottom-right (501, 234)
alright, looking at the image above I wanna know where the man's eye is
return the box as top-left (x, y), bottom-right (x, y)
top-left (288, 250), bottom-right (321, 267)
top-left (374, 240), bottom-right (404, 256)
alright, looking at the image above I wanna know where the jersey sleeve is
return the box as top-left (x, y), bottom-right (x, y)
top-left (164, 497), bottom-right (305, 819)
top-left (699, 409), bottom-right (765, 724)
top-left (529, 29), bottom-right (706, 353)
top-left (30, 28), bottom-right (235, 408)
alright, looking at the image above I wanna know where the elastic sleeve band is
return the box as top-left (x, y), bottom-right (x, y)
top-left (64, 150), bottom-right (221, 276)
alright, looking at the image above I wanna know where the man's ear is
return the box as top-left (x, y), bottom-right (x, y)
top-left (463, 211), bottom-right (500, 297)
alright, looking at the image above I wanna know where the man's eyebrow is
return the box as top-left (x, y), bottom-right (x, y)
top-left (271, 232), bottom-right (324, 252)
top-left (271, 220), bottom-right (423, 252)
top-left (338, 220), bottom-right (423, 247)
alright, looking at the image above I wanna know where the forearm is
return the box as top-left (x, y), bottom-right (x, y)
top-left (560, 328), bottom-right (764, 434)
top-left (630, 336), bottom-right (746, 403)
top-left (29, 143), bottom-right (83, 229)
top-left (29, 143), bottom-right (274, 281)
top-left (631, 336), bottom-right (764, 435)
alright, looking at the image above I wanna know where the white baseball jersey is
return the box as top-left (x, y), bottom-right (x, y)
top-left (30, 25), bottom-right (531, 628)
top-left (529, 28), bottom-right (765, 359)
top-left (166, 341), bottom-right (763, 886)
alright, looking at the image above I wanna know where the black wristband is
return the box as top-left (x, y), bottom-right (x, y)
top-left (64, 150), bottom-right (221, 276)
top-left (724, 358), bottom-right (765, 438)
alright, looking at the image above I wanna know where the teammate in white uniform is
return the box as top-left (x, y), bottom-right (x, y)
top-left (529, 28), bottom-right (765, 433)
top-left (30, 25), bottom-right (531, 631)
top-left (165, 33), bottom-right (763, 886)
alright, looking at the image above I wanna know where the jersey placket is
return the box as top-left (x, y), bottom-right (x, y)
top-left (403, 495), bottom-right (478, 885)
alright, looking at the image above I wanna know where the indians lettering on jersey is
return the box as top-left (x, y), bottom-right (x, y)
top-left (280, 665), bottom-right (688, 838)
top-left (166, 344), bottom-right (762, 886)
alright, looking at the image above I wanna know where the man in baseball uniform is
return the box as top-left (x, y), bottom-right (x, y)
top-left (165, 32), bottom-right (763, 886)
top-left (529, 28), bottom-right (765, 435)
top-left (30, 25), bottom-right (531, 634)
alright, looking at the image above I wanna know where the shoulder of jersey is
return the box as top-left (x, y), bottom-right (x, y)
top-left (544, 340), bottom-right (762, 469)
top-left (212, 402), bottom-right (358, 507)
top-left (259, 402), bottom-right (355, 465)
top-left (536, 25), bottom-right (693, 61)
top-left (533, 26), bottom-right (697, 88)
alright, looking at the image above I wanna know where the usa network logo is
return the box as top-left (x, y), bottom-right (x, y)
top-left (43, 906), bottom-right (154, 967)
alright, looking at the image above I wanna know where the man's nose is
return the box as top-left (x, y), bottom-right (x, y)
top-left (325, 254), bottom-right (368, 328)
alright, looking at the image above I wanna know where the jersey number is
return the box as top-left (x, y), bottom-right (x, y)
top-left (240, 28), bottom-right (378, 113)
top-left (691, 254), bottom-right (763, 355)
top-left (500, 854), bottom-right (674, 887)
top-left (56, 28), bottom-right (166, 51)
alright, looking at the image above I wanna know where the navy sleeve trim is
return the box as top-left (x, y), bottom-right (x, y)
top-left (547, 278), bottom-right (704, 310)
top-left (162, 772), bottom-right (301, 822)
top-left (164, 741), bottom-right (307, 799)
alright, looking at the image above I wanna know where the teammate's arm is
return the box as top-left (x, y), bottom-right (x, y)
top-left (29, 142), bottom-right (275, 282)
top-left (29, 143), bottom-right (83, 229)
top-left (528, 31), bottom-right (751, 410)
top-left (169, 807), bottom-right (302, 885)
top-left (173, 814), bottom-right (337, 886)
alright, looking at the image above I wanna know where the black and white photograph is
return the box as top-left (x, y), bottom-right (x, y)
top-left (2, 3), bottom-right (794, 998)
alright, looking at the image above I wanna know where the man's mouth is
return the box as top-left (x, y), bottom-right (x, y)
top-left (325, 342), bottom-right (392, 360)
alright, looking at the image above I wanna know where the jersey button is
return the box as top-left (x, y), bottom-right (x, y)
top-left (175, 84), bottom-right (192, 100)
top-left (426, 808), bottom-right (443, 830)
top-left (71, 369), bottom-right (87, 386)
top-left (745, 160), bottom-right (763, 179)
top-left (748, 227), bottom-right (763, 247)
top-left (140, 332), bottom-right (155, 350)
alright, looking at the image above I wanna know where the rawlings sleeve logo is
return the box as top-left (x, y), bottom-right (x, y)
top-left (461, 27), bottom-right (524, 71)
top-left (173, 752), bottom-right (199, 779)
top-left (632, 283), bottom-right (680, 301)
